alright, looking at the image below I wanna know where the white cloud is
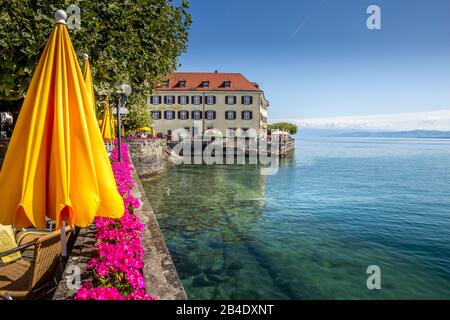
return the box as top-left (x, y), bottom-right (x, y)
top-left (275, 109), bottom-right (450, 131)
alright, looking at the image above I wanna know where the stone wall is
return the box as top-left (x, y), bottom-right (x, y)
top-left (127, 140), bottom-right (166, 177)
top-left (131, 167), bottom-right (187, 299)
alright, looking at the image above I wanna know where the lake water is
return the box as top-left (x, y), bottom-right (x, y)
top-left (142, 138), bottom-right (450, 299)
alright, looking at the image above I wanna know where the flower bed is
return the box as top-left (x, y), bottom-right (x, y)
top-left (75, 142), bottom-right (155, 300)
top-left (123, 137), bottom-right (164, 144)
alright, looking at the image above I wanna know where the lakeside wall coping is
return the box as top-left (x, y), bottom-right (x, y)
top-left (130, 160), bottom-right (187, 300)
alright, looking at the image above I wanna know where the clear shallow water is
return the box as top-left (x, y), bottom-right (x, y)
top-left (142, 138), bottom-right (450, 299)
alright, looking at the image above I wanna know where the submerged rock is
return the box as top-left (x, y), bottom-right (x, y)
top-left (180, 261), bottom-right (202, 276)
top-left (226, 260), bottom-right (243, 271)
top-left (192, 275), bottom-right (215, 287)
top-left (205, 272), bottom-right (229, 283)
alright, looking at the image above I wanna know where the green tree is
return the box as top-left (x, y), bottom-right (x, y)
top-left (0, 0), bottom-right (191, 120)
top-left (268, 122), bottom-right (298, 135)
top-left (122, 94), bottom-right (152, 130)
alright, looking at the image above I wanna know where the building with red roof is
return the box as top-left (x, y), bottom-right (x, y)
top-left (149, 72), bottom-right (269, 139)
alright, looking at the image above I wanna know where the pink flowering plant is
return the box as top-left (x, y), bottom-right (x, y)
top-left (75, 142), bottom-right (156, 300)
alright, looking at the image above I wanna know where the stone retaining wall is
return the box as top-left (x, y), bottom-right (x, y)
top-left (131, 166), bottom-right (187, 299)
top-left (127, 140), bottom-right (166, 177)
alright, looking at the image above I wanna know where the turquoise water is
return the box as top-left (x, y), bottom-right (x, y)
top-left (142, 138), bottom-right (450, 299)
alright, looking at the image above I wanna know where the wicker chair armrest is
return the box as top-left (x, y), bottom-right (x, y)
top-left (0, 239), bottom-right (37, 258)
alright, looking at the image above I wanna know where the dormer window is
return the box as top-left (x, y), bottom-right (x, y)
top-left (223, 81), bottom-right (231, 88)
top-left (162, 80), bottom-right (169, 88)
top-left (178, 80), bottom-right (186, 88)
top-left (201, 81), bottom-right (209, 88)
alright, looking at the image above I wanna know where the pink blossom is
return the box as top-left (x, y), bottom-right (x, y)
top-left (75, 286), bottom-right (125, 300)
top-left (75, 142), bottom-right (156, 301)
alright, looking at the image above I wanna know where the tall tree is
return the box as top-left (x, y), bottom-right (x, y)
top-left (0, 0), bottom-right (191, 126)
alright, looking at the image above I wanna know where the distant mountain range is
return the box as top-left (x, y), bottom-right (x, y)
top-left (333, 130), bottom-right (450, 138)
top-left (297, 129), bottom-right (450, 138)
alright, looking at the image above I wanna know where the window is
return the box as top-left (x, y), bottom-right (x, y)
top-left (225, 111), bottom-right (236, 120)
top-left (226, 96), bottom-right (236, 105)
top-left (192, 110), bottom-right (202, 120)
top-left (164, 96), bottom-right (175, 105)
top-left (205, 110), bottom-right (216, 120)
top-left (151, 96), bottom-right (161, 105)
top-left (242, 110), bottom-right (252, 120)
top-left (178, 110), bottom-right (189, 120)
top-left (178, 80), bottom-right (186, 88)
top-left (223, 81), bottom-right (231, 88)
top-left (161, 80), bottom-right (169, 88)
top-left (178, 96), bottom-right (189, 105)
top-left (192, 95), bottom-right (202, 105)
top-left (242, 96), bottom-right (252, 105)
top-left (206, 96), bottom-right (215, 105)
top-left (164, 110), bottom-right (174, 120)
top-left (151, 111), bottom-right (161, 120)
top-left (201, 81), bottom-right (210, 88)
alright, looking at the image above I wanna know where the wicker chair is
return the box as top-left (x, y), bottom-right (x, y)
top-left (0, 226), bottom-right (73, 299)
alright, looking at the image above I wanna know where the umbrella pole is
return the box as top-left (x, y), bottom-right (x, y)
top-left (61, 221), bottom-right (67, 257)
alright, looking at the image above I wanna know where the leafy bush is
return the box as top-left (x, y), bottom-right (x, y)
top-left (268, 122), bottom-right (298, 135)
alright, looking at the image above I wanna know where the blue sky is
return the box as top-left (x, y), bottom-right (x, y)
top-left (178, 0), bottom-right (450, 129)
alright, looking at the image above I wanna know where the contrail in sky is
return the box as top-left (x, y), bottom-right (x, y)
top-left (293, 0), bottom-right (329, 36)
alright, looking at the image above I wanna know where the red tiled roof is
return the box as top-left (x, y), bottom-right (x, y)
top-left (156, 72), bottom-right (261, 92)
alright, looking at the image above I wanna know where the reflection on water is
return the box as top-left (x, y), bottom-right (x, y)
top-left (143, 138), bottom-right (450, 299)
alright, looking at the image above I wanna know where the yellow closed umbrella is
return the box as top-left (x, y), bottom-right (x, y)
top-left (110, 107), bottom-right (116, 140)
top-left (0, 10), bottom-right (124, 230)
top-left (82, 53), bottom-right (96, 115)
top-left (101, 97), bottom-right (115, 141)
top-left (135, 127), bottom-right (152, 132)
